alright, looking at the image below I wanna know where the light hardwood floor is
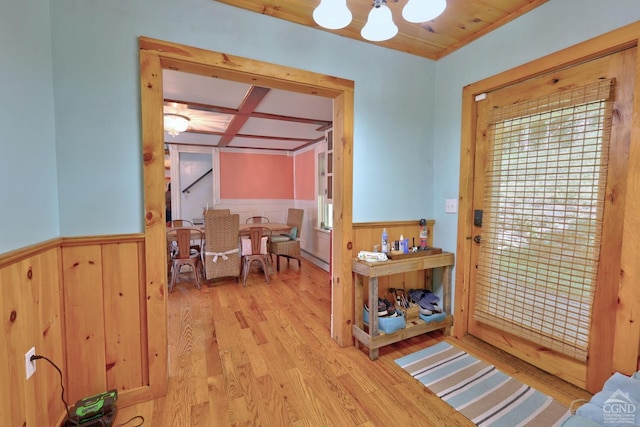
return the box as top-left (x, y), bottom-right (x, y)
top-left (118, 259), bottom-right (591, 426)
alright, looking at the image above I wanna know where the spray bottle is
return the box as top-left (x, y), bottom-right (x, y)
top-left (419, 219), bottom-right (428, 249)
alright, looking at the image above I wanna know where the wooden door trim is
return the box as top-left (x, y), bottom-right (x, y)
top-left (140, 37), bottom-right (355, 397)
top-left (455, 22), bottom-right (640, 392)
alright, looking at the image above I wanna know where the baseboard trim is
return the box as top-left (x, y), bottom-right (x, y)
top-left (302, 250), bottom-right (329, 272)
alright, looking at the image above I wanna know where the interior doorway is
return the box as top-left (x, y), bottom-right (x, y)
top-left (140, 36), bottom-right (355, 396)
top-left (166, 145), bottom-right (217, 225)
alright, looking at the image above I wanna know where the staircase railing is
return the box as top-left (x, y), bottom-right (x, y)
top-left (182, 168), bottom-right (213, 193)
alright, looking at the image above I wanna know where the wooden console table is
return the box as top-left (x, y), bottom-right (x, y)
top-left (352, 252), bottom-right (455, 360)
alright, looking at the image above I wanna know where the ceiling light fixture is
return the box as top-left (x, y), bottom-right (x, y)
top-left (313, 0), bottom-right (446, 42)
top-left (402, 0), bottom-right (446, 23)
top-left (164, 114), bottom-right (190, 137)
top-left (312, 0), bottom-right (352, 30)
top-left (361, 0), bottom-right (397, 42)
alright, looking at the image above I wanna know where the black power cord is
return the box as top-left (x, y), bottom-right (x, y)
top-left (30, 354), bottom-right (72, 422)
top-left (30, 354), bottom-right (145, 426)
top-left (115, 415), bottom-right (145, 427)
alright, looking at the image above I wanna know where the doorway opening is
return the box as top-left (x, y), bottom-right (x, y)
top-left (140, 37), bottom-right (355, 395)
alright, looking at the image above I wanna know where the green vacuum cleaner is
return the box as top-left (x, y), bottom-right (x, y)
top-left (62, 389), bottom-right (117, 427)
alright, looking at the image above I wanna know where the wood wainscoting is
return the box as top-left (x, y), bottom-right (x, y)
top-left (0, 234), bottom-right (151, 426)
top-left (352, 220), bottom-right (437, 302)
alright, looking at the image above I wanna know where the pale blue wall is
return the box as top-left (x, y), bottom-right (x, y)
top-left (432, 0), bottom-right (640, 303)
top-left (0, 0), bottom-right (59, 253)
top-left (48, 0), bottom-right (435, 239)
top-left (2, 0), bottom-right (639, 256)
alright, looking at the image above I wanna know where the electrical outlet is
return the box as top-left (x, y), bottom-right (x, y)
top-left (445, 198), bottom-right (458, 214)
top-left (25, 347), bottom-right (36, 380)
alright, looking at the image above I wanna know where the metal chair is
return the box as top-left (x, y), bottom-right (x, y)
top-left (246, 216), bottom-right (270, 224)
top-left (166, 227), bottom-right (204, 292)
top-left (240, 226), bottom-right (272, 286)
top-left (167, 219), bottom-right (194, 227)
top-left (269, 208), bottom-right (304, 271)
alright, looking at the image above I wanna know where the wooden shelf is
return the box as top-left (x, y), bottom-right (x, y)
top-left (352, 252), bottom-right (455, 360)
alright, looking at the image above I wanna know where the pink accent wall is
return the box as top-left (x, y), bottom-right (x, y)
top-left (220, 152), bottom-right (293, 199)
top-left (295, 149), bottom-right (315, 201)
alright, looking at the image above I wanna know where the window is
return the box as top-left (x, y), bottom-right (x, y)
top-left (317, 129), bottom-right (333, 229)
top-left (474, 80), bottom-right (613, 361)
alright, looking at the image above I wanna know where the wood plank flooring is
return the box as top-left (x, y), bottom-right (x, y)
top-left (117, 259), bottom-right (591, 426)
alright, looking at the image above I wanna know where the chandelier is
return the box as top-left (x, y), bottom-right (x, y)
top-left (313, 0), bottom-right (446, 42)
top-left (163, 114), bottom-right (190, 137)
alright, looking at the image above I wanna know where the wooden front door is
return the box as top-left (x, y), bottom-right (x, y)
top-left (466, 47), bottom-right (635, 390)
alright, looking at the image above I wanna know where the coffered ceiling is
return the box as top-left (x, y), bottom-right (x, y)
top-left (163, 70), bottom-right (333, 152)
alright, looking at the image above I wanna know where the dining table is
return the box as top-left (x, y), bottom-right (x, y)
top-left (239, 222), bottom-right (292, 234)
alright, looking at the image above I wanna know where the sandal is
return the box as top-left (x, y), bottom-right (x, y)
top-left (408, 289), bottom-right (439, 314)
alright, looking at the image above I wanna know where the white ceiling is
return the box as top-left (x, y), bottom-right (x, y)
top-left (162, 70), bottom-right (334, 152)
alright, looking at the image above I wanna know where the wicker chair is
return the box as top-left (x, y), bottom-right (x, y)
top-left (203, 212), bottom-right (241, 282)
top-left (203, 209), bottom-right (230, 216)
top-left (269, 208), bottom-right (304, 271)
top-left (166, 227), bottom-right (204, 292)
top-left (239, 226), bottom-right (272, 286)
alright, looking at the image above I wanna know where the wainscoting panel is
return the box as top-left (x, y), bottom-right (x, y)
top-left (62, 244), bottom-right (108, 400)
top-left (102, 242), bottom-right (147, 391)
top-left (1, 235), bottom-right (148, 426)
top-left (352, 220), bottom-right (436, 300)
top-left (61, 239), bottom-right (147, 403)
top-left (0, 245), bottom-right (64, 427)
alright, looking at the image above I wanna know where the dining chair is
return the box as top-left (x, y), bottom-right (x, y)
top-left (166, 227), bottom-right (204, 292)
top-left (246, 216), bottom-right (269, 224)
top-left (203, 208), bottom-right (230, 216)
top-left (203, 212), bottom-right (241, 282)
top-left (168, 218), bottom-right (202, 255)
top-left (240, 226), bottom-right (272, 286)
top-left (269, 208), bottom-right (304, 271)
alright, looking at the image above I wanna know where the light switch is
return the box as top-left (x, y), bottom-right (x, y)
top-left (445, 199), bottom-right (458, 214)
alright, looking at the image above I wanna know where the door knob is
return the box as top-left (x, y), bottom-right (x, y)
top-left (473, 235), bottom-right (482, 244)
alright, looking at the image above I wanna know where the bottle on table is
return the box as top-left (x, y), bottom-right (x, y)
top-left (381, 228), bottom-right (389, 253)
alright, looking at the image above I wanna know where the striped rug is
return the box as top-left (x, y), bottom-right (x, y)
top-left (394, 341), bottom-right (570, 427)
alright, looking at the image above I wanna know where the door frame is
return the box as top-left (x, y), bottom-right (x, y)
top-left (139, 37), bottom-right (354, 397)
top-left (167, 144), bottom-right (219, 221)
top-left (454, 22), bottom-right (640, 392)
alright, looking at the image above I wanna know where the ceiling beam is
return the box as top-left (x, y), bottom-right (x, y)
top-left (187, 128), bottom-right (322, 143)
top-left (218, 86), bottom-right (271, 146)
top-left (163, 98), bottom-right (332, 128)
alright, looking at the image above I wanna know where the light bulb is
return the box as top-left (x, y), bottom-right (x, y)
top-left (164, 114), bottom-right (190, 137)
top-left (402, 0), bottom-right (446, 23)
top-left (361, 2), bottom-right (398, 42)
top-left (313, 0), bottom-right (352, 30)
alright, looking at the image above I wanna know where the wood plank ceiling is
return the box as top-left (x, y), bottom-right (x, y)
top-left (215, 0), bottom-right (551, 60)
